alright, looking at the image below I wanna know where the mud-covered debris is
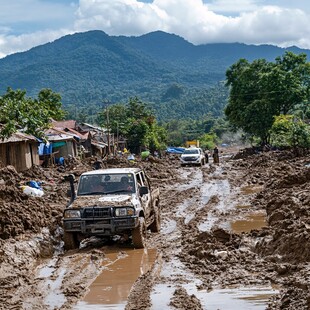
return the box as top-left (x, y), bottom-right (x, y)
top-left (169, 286), bottom-right (203, 310)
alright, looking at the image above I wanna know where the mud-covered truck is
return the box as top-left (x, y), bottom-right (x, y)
top-left (63, 167), bottom-right (160, 250)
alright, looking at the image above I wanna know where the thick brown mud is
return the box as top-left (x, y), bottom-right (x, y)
top-left (75, 248), bottom-right (157, 309)
top-left (1, 148), bottom-right (310, 309)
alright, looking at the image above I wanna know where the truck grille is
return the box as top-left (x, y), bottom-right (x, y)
top-left (183, 157), bottom-right (197, 161)
top-left (83, 207), bottom-right (111, 218)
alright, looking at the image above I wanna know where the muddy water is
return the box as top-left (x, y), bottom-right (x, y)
top-left (152, 283), bottom-right (277, 310)
top-left (151, 166), bottom-right (277, 309)
top-left (230, 212), bottom-right (267, 233)
top-left (240, 185), bottom-right (264, 195)
top-left (74, 248), bottom-right (156, 309)
top-left (36, 257), bottom-right (67, 309)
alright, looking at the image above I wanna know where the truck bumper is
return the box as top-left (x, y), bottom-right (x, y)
top-left (63, 216), bottom-right (138, 236)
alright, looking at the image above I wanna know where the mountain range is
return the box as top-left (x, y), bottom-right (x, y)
top-left (0, 30), bottom-right (309, 121)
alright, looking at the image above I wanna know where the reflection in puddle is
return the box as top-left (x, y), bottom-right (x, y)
top-left (44, 268), bottom-right (67, 309)
top-left (198, 214), bottom-right (219, 232)
top-left (36, 257), bottom-right (67, 309)
top-left (161, 219), bottom-right (177, 235)
top-left (198, 179), bottom-right (232, 231)
top-left (230, 213), bottom-right (267, 233)
top-left (203, 286), bottom-right (277, 309)
top-left (240, 185), bottom-right (263, 195)
top-left (201, 179), bottom-right (231, 206)
top-left (236, 204), bottom-right (252, 209)
top-left (178, 169), bottom-right (203, 190)
top-left (152, 283), bottom-right (277, 310)
top-left (74, 248), bottom-right (156, 310)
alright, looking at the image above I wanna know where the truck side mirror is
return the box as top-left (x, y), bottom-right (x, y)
top-left (139, 186), bottom-right (149, 196)
top-left (64, 174), bottom-right (76, 202)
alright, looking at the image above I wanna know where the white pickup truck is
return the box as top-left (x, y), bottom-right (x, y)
top-left (63, 167), bottom-right (160, 249)
top-left (180, 147), bottom-right (205, 166)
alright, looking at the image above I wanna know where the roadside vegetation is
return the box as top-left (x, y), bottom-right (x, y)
top-left (225, 51), bottom-right (310, 147)
top-left (0, 87), bottom-right (65, 139)
top-left (0, 51), bottom-right (309, 151)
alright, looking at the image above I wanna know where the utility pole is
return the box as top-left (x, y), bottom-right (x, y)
top-left (116, 121), bottom-right (119, 152)
top-left (106, 104), bottom-right (110, 156)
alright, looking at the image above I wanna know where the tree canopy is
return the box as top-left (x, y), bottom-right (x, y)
top-left (270, 115), bottom-right (310, 148)
top-left (225, 52), bottom-right (310, 145)
top-left (97, 97), bottom-right (167, 154)
top-left (0, 87), bottom-right (65, 139)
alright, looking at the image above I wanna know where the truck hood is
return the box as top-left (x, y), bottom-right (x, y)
top-left (181, 153), bottom-right (199, 157)
top-left (70, 194), bottom-right (135, 208)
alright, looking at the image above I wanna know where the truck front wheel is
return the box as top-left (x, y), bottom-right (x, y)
top-left (63, 231), bottom-right (80, 250)
top-left (132, 217), bottom-right (146, 249)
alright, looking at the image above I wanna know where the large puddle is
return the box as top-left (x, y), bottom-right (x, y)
top-left (152, 283), bottom-right (278, 310)
top-left (74, 248), bottom-right (157, 309)
top-left (230, 212), bottom-right (267, 233)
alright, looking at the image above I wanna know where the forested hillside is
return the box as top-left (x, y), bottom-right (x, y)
top-left (0, 30), bottom-right (309, 122)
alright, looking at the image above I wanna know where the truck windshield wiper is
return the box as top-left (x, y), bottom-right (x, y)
top-left (105, 189), bottom-right (131, 194)
top-left (79, 191), bottom-right (105, 195)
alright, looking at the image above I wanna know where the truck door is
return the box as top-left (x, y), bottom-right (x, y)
top-left (137, 172), bottom-right (151, 215)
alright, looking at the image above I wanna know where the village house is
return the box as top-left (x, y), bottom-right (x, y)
top-left (40, 127), bottom-right (78, 165)
top-left (0, 132), bottom-right (39, 172)
top-left (51, 120), bottom-right (92, 158)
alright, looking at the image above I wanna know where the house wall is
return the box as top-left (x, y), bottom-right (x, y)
top-left (29, 143), bottom-right (40, 166)
top-left (0, 141), bottom-right (39, 171)
top-left (54, 140), bottom-right (77, 158)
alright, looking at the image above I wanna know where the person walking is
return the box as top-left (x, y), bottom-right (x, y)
top-left (213, 146), bottom-right (219, 164)
top-left (204, 149), bottom-right (209, 163)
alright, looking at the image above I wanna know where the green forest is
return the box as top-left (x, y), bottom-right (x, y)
top-left (0, 30), bottom-right (309, 151)
top-left (1, 52), bottom-right (309, 151)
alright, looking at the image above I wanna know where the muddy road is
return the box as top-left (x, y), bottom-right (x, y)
top-left (1, 149), bottom-right (310, 309)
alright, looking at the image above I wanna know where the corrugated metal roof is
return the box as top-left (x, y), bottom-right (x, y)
top-left (91, 141), bottom-right (108, 148)
top-left (46, 134), bottom-right (75, 142)
top-left (65, 128), bottom-right (89, 140)
top-left (0, 132), bottom-right (37, 143)
top-left (80, 122), bottom-right (107, 132)
top-left (45, 128), bottom-right (76, 141)
top-left (51, 120), bottom-right (76, 129)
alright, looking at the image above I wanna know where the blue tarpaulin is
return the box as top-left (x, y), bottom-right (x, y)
top-left (166, 147), bottom-right (185, 154)
top-left (38, 143), bottom-right (53, 155)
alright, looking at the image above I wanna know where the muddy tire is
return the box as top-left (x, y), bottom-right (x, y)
top-left (63, 231), bottom-right (79, 250)
top-left (149, 205), bottom-right (161, 233)
top-left (132, 217), bottom-right (146, 249)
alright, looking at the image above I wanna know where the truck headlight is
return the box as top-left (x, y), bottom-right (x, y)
top-left (115, 208), bottom-right (135, 217)
top-left (64, 210), bottom-right (81, 218)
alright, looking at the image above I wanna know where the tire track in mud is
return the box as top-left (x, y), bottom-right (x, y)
top-left (128, 163), bottom-right (279, 310)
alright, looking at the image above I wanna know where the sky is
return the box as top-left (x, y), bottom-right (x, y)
top-left (0, 0), bottom-right (310, 58)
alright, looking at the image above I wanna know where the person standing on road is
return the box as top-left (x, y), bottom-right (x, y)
top-left (204, 149), bottom-right (209, 163)
top-left (213, 146), bottom-right (219, 164)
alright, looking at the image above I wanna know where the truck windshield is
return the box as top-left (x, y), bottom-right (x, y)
top-left (183, 149), bottom-right (199, 154)
top-left (77, 173), bottom-right (135, 195)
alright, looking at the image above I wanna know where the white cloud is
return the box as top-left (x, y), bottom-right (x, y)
top-left (73, 0), bottom-right (310, 48)
top-left (0, 29), bottom-right (74, 59)
top-left (206, 0), bottom-right (259, 13)
top-left (0, 0), bottom-right (310, 58)
top-left (74, 0), bottom-right (170, 35)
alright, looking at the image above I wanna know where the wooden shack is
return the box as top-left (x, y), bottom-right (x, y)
top-left (0, 132), bottom-right (39, 172)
